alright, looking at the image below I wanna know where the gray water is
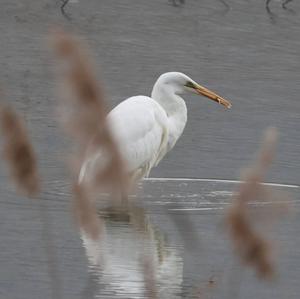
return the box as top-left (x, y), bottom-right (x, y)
top-left (0, 0), bottom-right (300, 298)
top-left (0, 180), bottom-right (299, 299)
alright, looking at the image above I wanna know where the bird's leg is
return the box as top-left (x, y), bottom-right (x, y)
top-left (110, 186), bottom-right (129, 211)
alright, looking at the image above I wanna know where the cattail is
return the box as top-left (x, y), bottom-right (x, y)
top-left (52, 30), bottom-right (127, 192)
top-left (52, 30), bottom-right (128, 238)
top-left (227, 127), bottom-right (279, 279)
top-left (0, 104), bottom-right (40, 197)
top-left (52, 30), bottom-right (107, 143)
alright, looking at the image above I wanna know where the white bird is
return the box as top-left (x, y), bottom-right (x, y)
top-left (79, 72), bottom-right (231, 185)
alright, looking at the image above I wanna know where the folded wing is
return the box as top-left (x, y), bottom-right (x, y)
top-left (79, 96), bottom-right (169, 183)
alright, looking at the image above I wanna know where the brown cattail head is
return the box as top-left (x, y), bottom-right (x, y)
top-left (52, 29), bottom-right (129, 240)
top-left (227, 206), bottom-right (274, 278)
top-left (52, 29), bottom-right (128, 194)
top-left (227, 127), bottom-right (280, 279)
top-left (0, 104), bottom-right (40, 197)
top-left (51, 29), bottom-right (107, 143)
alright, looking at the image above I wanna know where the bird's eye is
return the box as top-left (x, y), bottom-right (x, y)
top-left (185, 81), bottom-right (195, 88)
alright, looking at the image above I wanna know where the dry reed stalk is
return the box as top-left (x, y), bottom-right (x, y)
top-left (52, 30), bottom-right (127, 192)
top-left (52, 30), bottom-right (128, 238)
top-left (73, 183), bottom-right (103, 240)
top-left (227, 127), bottom-right (280, 279)
top-left (141, 255), bottom-right (158, 299)
top-left (0, 104), bottom-right (40, 197)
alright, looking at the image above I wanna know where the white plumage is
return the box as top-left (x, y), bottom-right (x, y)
top-left (107, 96), bottom-right (169, 175)
top-left (79, 72), bottom-right (231, 184)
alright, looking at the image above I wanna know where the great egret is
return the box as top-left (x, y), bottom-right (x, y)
top-left (79, 72), bottom-right (231, 184)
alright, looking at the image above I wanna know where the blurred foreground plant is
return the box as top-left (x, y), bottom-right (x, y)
top-left (0, 104), bottom-right (40, 196)
top-left (52, 30), bottom-right (128, 240)
top-left (227, 127), bottom-right (287, 279)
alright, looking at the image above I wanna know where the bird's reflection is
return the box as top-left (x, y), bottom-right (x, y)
top-left (80, 201), bottom-right (183, 298)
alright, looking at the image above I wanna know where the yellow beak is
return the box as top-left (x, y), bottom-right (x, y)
top-left (194, 84), bottom-right (232, 109)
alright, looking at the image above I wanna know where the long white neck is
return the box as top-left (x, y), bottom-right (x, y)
top-left (151, 83), bottom-right (187, 146)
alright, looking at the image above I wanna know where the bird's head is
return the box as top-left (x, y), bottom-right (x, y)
top-left (156, 72), bottom-right (231, 109)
